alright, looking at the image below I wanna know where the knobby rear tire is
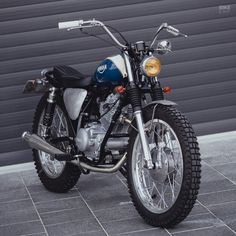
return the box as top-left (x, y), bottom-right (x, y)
top-left (32, 93), bottom-right (81, 193)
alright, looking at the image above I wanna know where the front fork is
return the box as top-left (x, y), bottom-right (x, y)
top-left (123, 52), bottom-right (153, 169)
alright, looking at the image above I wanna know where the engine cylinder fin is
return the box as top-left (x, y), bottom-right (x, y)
top-left (110, 133), bottom-right (129, 138)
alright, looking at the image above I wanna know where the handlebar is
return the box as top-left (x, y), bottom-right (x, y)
top-left (58, 19), bottom-right (187, 50)
top-left (58, 19), bottom-right (102, 29)
top-left (58, 19), bottom-right (126, 48)
top-left (58, 20), bottom-right (84, 29)
top-left (150, 23), bottom-right (187, 48)
top-left (166, 25), bottom-right (188, 38)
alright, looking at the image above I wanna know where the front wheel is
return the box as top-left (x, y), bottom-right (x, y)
top-left (127, 105), bottom-right (201, 227)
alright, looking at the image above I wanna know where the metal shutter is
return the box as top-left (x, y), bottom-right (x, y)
top-left (0, 0), bottom-right (235, 165)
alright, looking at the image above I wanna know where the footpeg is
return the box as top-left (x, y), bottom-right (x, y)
top-left (54, 153), bottom-right (76, 161)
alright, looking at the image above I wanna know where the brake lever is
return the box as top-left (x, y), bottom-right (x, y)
top-left (67, 25), bottom-right (91, 31)
top-left (179, 32), bottom-right (188, 38)
top-left (154, 48), bottom-right (172, 53)
top-left (166, 25), bottom-right (188, 38)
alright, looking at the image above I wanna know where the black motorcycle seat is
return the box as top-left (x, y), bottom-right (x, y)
top-left (53, 65), bottom-right (92, 88)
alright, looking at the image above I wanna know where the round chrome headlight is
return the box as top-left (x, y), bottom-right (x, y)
top-left (141, 56), bottom-right (161, 77)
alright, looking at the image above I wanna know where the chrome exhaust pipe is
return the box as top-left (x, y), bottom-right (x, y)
top-left (22, 131), bottom-right (127, 173)
top-left (22, 132), bottom-right (64, 156)
top-left (106, 138), bottom-right (129, 150)
top-left (77, 153), bottom-right (127, 173)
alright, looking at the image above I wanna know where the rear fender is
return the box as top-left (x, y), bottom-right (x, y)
top-left (23, 78), bottom-right (50, 94)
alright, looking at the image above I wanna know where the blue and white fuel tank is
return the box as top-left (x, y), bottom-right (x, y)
top-left (93, 54), bottom-right (127, 86)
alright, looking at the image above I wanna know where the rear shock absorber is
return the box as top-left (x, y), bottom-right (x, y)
top-left (42, 87), bottom-right (58, 137)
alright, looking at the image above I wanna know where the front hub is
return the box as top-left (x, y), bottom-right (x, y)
top-left (149, 147), bottom-right (176, 183)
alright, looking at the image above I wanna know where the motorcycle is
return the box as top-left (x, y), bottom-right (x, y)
top-left (22, 19), bottom-right (201, 227)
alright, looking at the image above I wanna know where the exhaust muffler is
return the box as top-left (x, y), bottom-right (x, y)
top-left (22, 132), bottom-right (64, 156)
top-left (21, 131), bottom-right (127, 173)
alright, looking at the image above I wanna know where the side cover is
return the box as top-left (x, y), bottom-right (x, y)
top-left (63, 88), bottom-right (87, 120)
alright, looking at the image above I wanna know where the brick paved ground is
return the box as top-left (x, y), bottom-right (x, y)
top-left (0, 132), bottom-right (236, 236)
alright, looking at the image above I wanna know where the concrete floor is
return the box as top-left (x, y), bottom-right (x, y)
top-left (0, 132), bottom-right (236, 236)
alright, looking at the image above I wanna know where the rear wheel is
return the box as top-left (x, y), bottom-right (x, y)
top-left (127, 105), bottom-right (201, 227)
top-left (32, 94), bottom-right (81, 193)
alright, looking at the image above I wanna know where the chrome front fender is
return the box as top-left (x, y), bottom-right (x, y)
top-left (144, 99), bottom-right (177, 108)
top-left (129, 99), bottom-right (177, 130)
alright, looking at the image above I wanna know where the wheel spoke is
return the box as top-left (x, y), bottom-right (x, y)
top-left (174, 179), bottom-right (181, 186)
top-left (156, 183), bottom-right (168, 209)
top-left (132, 118), bottom-right (184, 214)
top-left (167, 174), bottom-right (175, 202)
top-left (38, 105), bottom-right (67, 178)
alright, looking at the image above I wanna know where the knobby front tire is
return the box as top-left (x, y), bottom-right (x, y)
top-left (127, 105), bottom-right (201, 227)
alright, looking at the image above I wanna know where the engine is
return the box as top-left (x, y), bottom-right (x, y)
top-left (99, 93), bottom-right (120, 129)
top-left (75, 122), bottom-right (107, 159)
top-left (75, 93), bottom-right (129, 160)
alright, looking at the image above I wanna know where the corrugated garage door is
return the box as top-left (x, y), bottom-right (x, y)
top-left (0, 0), bottom-right (236, 166)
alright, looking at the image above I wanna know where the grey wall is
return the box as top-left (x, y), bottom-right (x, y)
top-left (0, 0), bottom-right (236, 166)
